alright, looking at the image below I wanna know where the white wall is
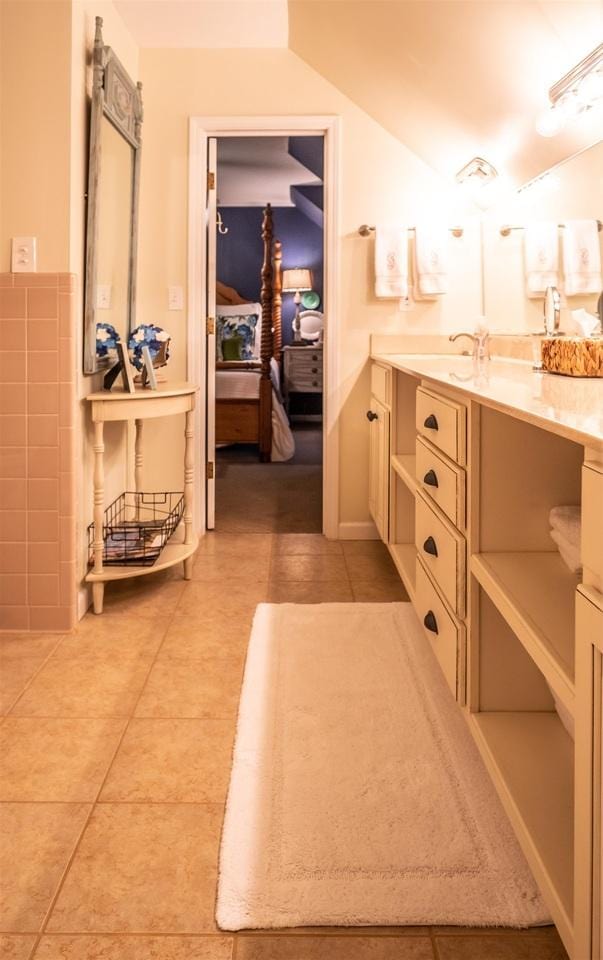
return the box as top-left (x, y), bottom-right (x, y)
top-left (136, 47), bottom-right (481, 531)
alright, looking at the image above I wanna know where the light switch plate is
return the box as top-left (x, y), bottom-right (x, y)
top-left (11, 237), bottom-right (37, 273)
top-left (168, 285), bottom-right (184, 310)
top-left (96, 283), bottom-right (112, 309)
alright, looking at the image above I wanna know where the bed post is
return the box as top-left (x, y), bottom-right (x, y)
top-left (272, 239), bottom-right (283, 364)
top-left (259, 204), bottom-right (274, 462)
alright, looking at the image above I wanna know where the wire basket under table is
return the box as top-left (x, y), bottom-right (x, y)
top-left (88, 491), bottom-right (185, 567)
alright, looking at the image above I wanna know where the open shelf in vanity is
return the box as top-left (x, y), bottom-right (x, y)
top-left (388, 371), bottom-right (419, 602)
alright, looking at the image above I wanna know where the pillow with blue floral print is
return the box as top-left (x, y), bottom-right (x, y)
top-left (128, 324), bottom-right (171, 371)
top-left (217, 313), bottom-right (260, 361)
top-left (96, 322), bottom-right (121, 362)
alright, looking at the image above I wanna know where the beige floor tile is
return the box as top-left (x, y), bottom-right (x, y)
top-left (0, 802), bottom-right (90, 932)
top-left (341, 541), bottom-right (389, 557)
top-left (433, 934), bottom-right (568, 959)
top-left (52, 616), bottom-right (168, 660)
top-left (0, 634), bottom-right (62, 659)
top-left (175, 582), bottom-right (268, 620)
top-left (100, 579), bottom-right (186, 619)
top-left (192, 554), bottom-right (272, 583)
top-left (158, 615), bottom-right (251, 662)
top-left (195, 533), bottom-right (273, 558)
top-left (235, 937), bottom-right (434, 959)
top-left (100, 718), bottom-right (234, 802)
top-left (11, 658), bottom-right (152, 718)
top-left (272, 534), bottom-right (342, 555)
top-left (269, 555), bottom-right (348, 582)
top-left (0, 718), bottom-right (125, 801)
top-left (47, 804), bottom-right (223, 933)
top-left (0, 935), bottom-right (36, 960)
top-left (351, 581), bottom-right (410, 602)
top-left (267, 581), bottom-right (354, 604)
top-left (135, 659), bottom-right (243, 718)
top-left (344, 553), bottom-right (400, 581)
top-left (0, 657), bottom-right (46, 714)
top-left (34, 935), bottom-right (234, 959)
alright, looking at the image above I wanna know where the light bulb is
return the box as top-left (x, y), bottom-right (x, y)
top-left (535, 105), bottom-right (566, 137)
top-left (577, 70), bottom-right (603, 107)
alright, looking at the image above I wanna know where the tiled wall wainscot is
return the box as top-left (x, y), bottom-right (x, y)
top-left (0, 273), bottom-right (76, 631)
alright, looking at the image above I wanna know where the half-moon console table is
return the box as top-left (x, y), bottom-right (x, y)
top-left (85, 382), bottom-right (199, 614)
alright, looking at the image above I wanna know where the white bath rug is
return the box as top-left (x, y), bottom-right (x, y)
top-left (216, 602), bottom-right (549, 930)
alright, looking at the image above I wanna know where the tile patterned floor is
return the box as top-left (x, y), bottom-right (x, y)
top-left (0, 534), bottom-right (568, 959)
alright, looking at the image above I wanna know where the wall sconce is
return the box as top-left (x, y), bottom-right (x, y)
top-left (536, 42), bottom-right (603, 137)
top-left (282, 268), bottom-right (313, 343)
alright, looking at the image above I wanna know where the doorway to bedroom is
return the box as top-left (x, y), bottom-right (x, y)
top-left (209, 134), bottom-right (325, 534)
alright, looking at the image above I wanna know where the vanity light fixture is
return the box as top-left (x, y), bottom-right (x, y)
top-left (536, 42), bottom-right (603, 137)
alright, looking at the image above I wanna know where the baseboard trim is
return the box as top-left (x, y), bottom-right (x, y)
top-left (77, 585), bottom-right (91, 621)
top-left (337, 521), bottom-right (379, 541)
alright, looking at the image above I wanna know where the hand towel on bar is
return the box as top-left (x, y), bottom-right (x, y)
top-left (374, 226), bottom-right (408, 299)
top-left (524, 221), bottom-right (559, 298)
top-left (549, 505), bottom-right (581, 549)
top-left (413, 222), bottom-right (449, 298)
top-left (562, 219), bottom-right (602, 296)
top-left (549, 527), bottom-right (582, 575)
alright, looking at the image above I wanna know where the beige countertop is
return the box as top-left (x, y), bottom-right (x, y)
top-left (371, 353), bottom-right (603, 449)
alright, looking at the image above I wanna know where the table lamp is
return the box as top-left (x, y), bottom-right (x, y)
top-left (282, 268), bottom-right (313, 343)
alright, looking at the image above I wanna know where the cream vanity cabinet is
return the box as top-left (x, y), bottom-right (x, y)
top-left (367, 356), bottom-right (603, 960)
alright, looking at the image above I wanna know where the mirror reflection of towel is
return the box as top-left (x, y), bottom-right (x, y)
top-left (524, 221), bottom-right (559, 298)
top-left (563, 219), bottom-right (602, 296)
top-left (412, 223), bottom-right (449, 299)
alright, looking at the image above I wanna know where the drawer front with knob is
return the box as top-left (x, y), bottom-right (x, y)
top-left (416, 436), bottom-right (466, 528)
top-left (416, 557), bottom-right (464, 699)
top-left (415, 491), bottom-right (466, 617)
top-left (416, 386), bottom-right (466, 465)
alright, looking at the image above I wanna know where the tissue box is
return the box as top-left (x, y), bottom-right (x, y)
top-left (541, 337), bottom-right (603, 378)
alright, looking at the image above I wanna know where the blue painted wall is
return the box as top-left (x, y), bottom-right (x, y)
top-left (217, 207), bottom-right (323, 347)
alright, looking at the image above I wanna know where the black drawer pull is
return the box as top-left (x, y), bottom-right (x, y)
top-left (424, 413), bottom-right (439, 430)
top-left (312, 355), bottom-right (318, 361)
top-left (423, 536), bottom-right (438, 557)
top-left (312, 367), bottom-right (318, 373)
top-left (312, 381), bottom-right (318, 387)
top-left (423, 610), bottom-right (439, 634)
top-left (366, 410), bottom-right (378, 422)
top-left (423, 469), bottom-right (438, 488)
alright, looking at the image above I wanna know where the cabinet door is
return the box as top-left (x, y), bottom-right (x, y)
top-left (368, 395), bottom-right (390, 542)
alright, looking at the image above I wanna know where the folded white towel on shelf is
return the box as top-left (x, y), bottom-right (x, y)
top-left (549, 505), bottom-right (581, 549)
top-left (412, 223), bottom-right (448, 299)
top-left (550, 527), bottom-right (582, 575)
top-left (562, 219), bottom-right (602, 296)
top-left (524, 221), bottom-right (559, 298)
top-left (374, 226), bottom-right (408, 299)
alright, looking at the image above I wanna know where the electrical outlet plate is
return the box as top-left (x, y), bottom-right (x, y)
top-left (168, 285), bottom-right (184, 310)
top-left (11, 237), bottom-right (37, 273)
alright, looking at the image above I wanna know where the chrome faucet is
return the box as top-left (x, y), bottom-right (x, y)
top-left (449, 328), bottom-right (490, 361)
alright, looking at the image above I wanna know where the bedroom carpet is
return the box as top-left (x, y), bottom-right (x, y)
top-left (217, 602), bottom-right (550, 931)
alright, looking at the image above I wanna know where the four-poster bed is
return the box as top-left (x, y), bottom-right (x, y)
top-left (215, 204), bottom-right (290, 462)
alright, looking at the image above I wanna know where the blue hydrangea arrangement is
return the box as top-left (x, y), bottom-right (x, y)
top-left (128, 324), bottom-right (171, 372)
top-left (95, 322), bottom-right (121, 362)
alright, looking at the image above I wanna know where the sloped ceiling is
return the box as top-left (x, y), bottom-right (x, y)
top-left (288, 0), bottom-right (603, 188)
top-left (216, 136), bottom-right (321, 206)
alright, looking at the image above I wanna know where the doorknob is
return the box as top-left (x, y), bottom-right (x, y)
top-left (423, 536), bottom-right (438, 557)
top-left (423, 469), bottom-right (438, 487)
top-left (366, 410), bottom-right (378, 422)
top-left (423, 610), bottom-right (439, 634)
top-left (423, 414), bottom-right (438, 430)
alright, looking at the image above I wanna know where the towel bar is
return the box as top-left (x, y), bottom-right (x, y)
top-left (499, 220), bottom-right (602, 237)
top-left (358, 224), bottom-right (464, 238)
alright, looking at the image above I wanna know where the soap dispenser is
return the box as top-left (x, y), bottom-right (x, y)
top-left (543, 286), bottom-right (561, 336)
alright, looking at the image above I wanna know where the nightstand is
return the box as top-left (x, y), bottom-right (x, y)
top-left (282, 344), bottom-right (323, 420)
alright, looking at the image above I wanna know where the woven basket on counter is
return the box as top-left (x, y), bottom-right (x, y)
top-left (541, 336), bottom-right (603, 378)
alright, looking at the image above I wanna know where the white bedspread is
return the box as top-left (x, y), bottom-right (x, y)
top-left (215, 359), bottom-right (294, 462)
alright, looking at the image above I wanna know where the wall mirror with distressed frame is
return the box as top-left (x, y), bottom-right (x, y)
top-left (83, 16), bottom-right (143, 374)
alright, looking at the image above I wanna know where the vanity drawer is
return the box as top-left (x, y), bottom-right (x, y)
top-left (415, 491), bottom-right (466, 617)
top-left (416, 436), bottom-right (465, 529)
top-left (416, 386), bottom-right (466, 465)
top-left (416, 557), bottom-right (465, 699)
top-left (582, 462), bottom-right (603, 579)
top-left (371, 363), bottom-right (391, 407)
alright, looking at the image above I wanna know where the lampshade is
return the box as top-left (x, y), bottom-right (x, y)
top-left (282, 268), bottom-right (313, 293)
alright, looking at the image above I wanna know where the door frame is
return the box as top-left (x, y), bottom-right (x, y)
top-left (188, 115), bottom-right (341, 538)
